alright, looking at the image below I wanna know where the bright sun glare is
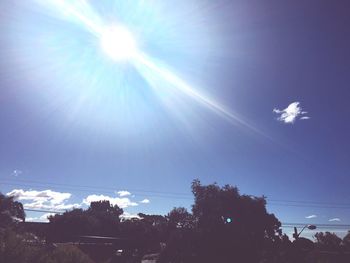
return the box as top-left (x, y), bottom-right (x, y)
top-left (100, 25), bottom-right (138, 61)
top-left (29, 0), bottom-right (254, 133)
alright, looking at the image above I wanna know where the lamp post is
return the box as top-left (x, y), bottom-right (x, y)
top-left (293, 225), bottom-right (316, 240)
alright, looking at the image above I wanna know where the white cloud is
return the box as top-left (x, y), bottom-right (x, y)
top-left (329, 218), bottom-right (341, 222)
top-left (116, 190), bottom-right (131, 197)
top-left (305, 214), bottom-right (317, 219)
top-left (140, 199), bottom-right (150, 204)
top-left (120, 212), bottom-right (141, 220)
top-left (7, 188), bottom-right (149, 214)
top-left (6, 189), bottom-right (80, 211)
top-left (273, 102), bottom-right (309, 124)
top-left (26, 213), bottom-right (56, 223)
top-left (83, 194), bottom-right (138, 208)
top-left (7, 189), bottom-right (71, 204)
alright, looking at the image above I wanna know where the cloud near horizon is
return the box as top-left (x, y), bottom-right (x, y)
top-left (305, 214), bottom-right (317, 219)
top-left (7, 188), bottom-right (149, 222)
top-left (329, 218), bottom-right (341, 222)
top-left (83, 194), bottom-right (138, 208)
top-left (273, 102), bottom-right (310, 124)
top-left (6, 189), bottom-right (81, 211)
top-left (26, 213), bottom-right (56, 223)
top-left (121, 212), bottom-right (141, 220)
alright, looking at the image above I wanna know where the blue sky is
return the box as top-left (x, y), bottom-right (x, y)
top-left (1, 0), bottom-right (350, 238)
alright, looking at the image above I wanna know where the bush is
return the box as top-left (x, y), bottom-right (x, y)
top-left (37, 245), bottom-right (94, 263)
top-left (0, 228), bottom-right (38, 263)
top-left (0, 228), bottom-right (94, 263)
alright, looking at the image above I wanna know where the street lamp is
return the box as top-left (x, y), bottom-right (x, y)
top-left (293, 225), bottom-right (317, 239)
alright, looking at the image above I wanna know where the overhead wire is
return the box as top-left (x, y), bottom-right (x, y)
top-left (3, 178), bottom-right (350, 210)
top-left (22, 208), bottom-right (350, 231)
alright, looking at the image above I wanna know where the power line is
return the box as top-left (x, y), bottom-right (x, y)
top-left (22, 209), bottom-right (350, 230)
top-left (268, 203), bottom-right (350, 209)
top-left (281, 225), bottom-right (350, 228)
top-left (24, 208), bottom-right (65, 214)
top-left (3, 179), bottom-right (350, 209)
top-left (281, 226), bottom-right (350, 230)
top-left (2, 178), bottom-right (349, 204)
top-left (0, 181), bottom-right (193, 200)
top-left (269, 199), bottom-right (350, 206)
top-left (0, 179), bottom-right (191, 197)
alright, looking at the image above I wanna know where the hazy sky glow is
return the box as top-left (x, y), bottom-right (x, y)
top-left (1, 0), bottom-right (350, 238)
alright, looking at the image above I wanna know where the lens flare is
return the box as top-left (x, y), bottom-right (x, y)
top-left (100, 25), bottom-right (138, 61)
top-left (27, 0), bottom-right (263, 136)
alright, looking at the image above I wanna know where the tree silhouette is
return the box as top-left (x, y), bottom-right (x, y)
top-left (167, 207), bottom-right (194, 230)
top-left (47, 200), bottom-right (123, 243)
top-left (159, 207), bottom-right (197, 263)
top-left (160, 180), bottom-right (282, 263)
top-left (87, 200), bottom-right (123, 236)
top-left (315, 232), bottom-right (342, 251)
top-left (0, 193), bottom-right (25, 228)
top-left (3, 186), bottom-right (350, 262)
top-left (136, 213), bottom-right (168, 244)
top-left (343, 231), bottom-right (350, 251)
top-left (192, 180), bottom-right (282, 262)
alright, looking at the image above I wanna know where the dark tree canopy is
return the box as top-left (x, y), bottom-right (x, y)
top-left (190, 180), bottom-right (282, 262)
top-left (47, 200), bottom-right (123, 242)
top-left (343, 231), bottom-right (350, 250)
top-left (0, 193), bottom-right (25, 228)
top-left (160, 180), bottom-right (282, 263)
top-left (191, 179), bottom-right (281, 239)
top-left (315, 232), bottom-right (343, 251)
top-left (166, 207), bottom-right (194, 230)
top-left (2, 184), bottom-right (350, 263)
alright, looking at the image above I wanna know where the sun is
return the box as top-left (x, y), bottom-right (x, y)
top-left (100, 25), bottom-right (138, 62)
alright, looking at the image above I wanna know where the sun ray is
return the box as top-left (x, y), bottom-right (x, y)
top-left (35, 0), bottom-right (104, 36)
top-left (133, 53), bottom-right (262, 134)
top-left (32, 0), bottom-right (264, 136)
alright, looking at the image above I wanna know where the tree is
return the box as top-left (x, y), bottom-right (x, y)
top-left (315, 232), bottom-right (342, 251)
top-left (136, 213), bottom-right (168, 244)
top-left (88, 200), bottom-right (123, 217)
top-left (191, 180), bottom-right (281, 262)
top-left (37, 245), bottom-right (94, 263)
top-left (0, 228), bottom-right (33, 263)
top-left (343, 231), bottom-right (350, 250)
top-left (160, 180), bottom-right (282, 263)
top-left (87, 200), bottom-right (123, 236)
top-left (159, 208), bottom-right (197, 263)
top-left (0, 193), bottom-right (25, 228)
top-left (47, 200), bottom-right (123, 243)
top-left (166, 207), bottom-right (194, 230)
top-left (311, 232), bottom-right (350, 263)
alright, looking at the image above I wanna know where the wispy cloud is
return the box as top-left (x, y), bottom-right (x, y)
top-left (13, 170), bottom-right (23, 177)
top-left (117, 190), bottom-right (131, 197)
top-left (329, 218), bottom-right (341, 222)
top-left (140, 199), bottom-right (150, 204)
top-left (6, 189), bottom-right (80, 211)
top-left (83, 194), bottom-right (138, 208)
top-left (273, 102), bottom-right (310, 124)
top-left (305, 214), bottom-right (317, 219)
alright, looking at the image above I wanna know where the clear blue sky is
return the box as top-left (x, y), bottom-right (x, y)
top-left (1, 0), bottom-right (349, 236)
